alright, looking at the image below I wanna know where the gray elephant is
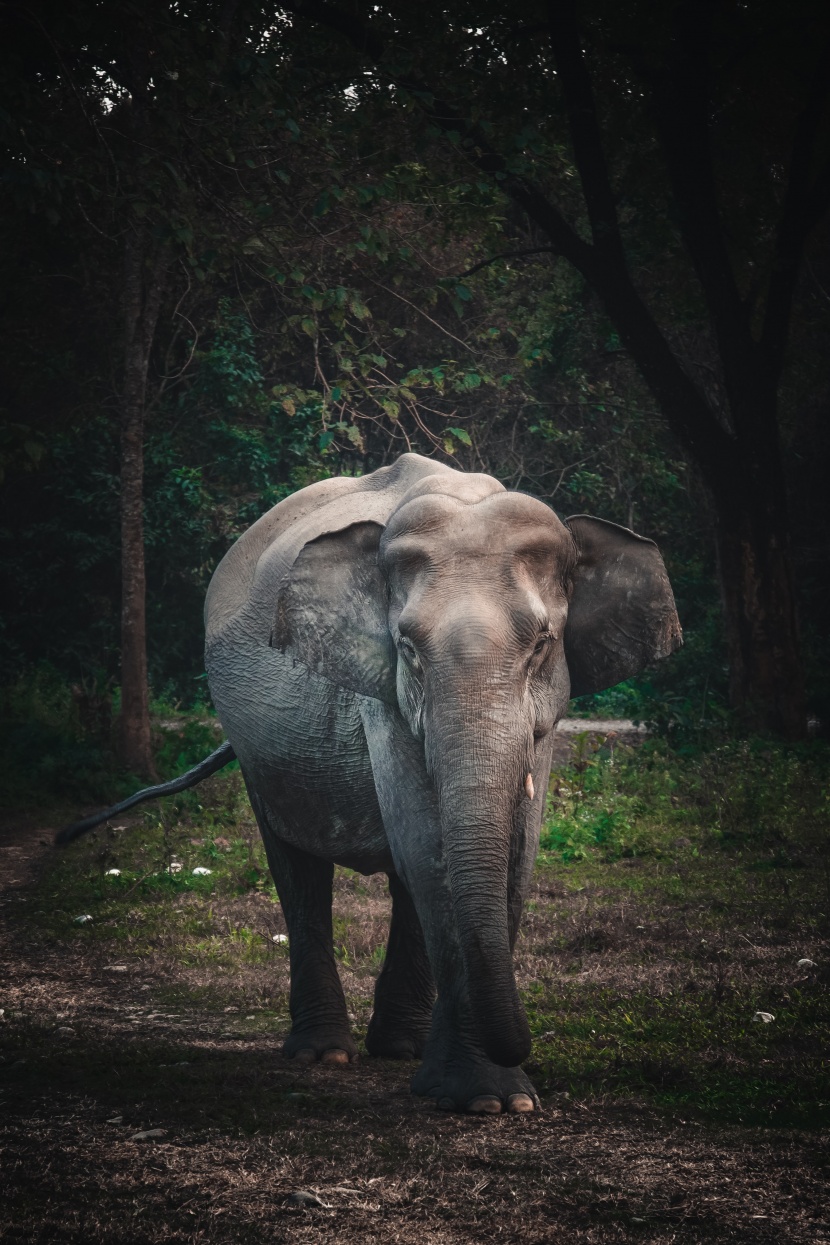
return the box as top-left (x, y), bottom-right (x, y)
top-left (59, 453), bottom-right (681, 1114)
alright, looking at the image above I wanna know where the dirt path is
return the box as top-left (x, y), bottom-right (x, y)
top-left (1, 762), bottom-right (828, 1244)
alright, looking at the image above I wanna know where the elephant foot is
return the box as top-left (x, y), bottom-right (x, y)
top-left (283, 1026), bottom-right (359, 1065)
top-left (365, 1012), bottom-right (431, 1060)
top-left (411, 1052), bottom-right (540, 1114)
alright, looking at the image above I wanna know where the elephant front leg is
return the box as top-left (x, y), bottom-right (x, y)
top-left (255, 812), bottom-right (358, 1065)
top-left (359, 701), bottom-right (538, 1114)
top-left (366, 872), bottom-right (436, 1059)
top-left (410, 994), bottom-right (538, 1113)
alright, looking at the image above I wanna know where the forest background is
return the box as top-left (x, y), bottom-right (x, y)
top-left (2, 0), bottom-right (830, 804)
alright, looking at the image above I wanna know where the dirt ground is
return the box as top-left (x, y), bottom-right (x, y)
top-left (1, 803), bottom-right (828, 1245)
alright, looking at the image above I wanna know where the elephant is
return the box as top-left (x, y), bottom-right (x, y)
top-left (58, 452), bottom-right (681, 1114)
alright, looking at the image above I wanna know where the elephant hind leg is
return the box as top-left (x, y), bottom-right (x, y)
top-left (366, 873), bottom-right (435, 1059)
top-left (253, 798), bottom-right (358, 1064)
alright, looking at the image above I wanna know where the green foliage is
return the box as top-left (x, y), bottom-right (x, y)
top-left (1, 0), bottom-right (828, 740)
top-left (541, 735), bottom-right (830, 866)
top-left (0, 664), bottom-right (121, 806)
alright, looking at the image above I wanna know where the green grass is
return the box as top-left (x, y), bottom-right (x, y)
top-left (10, 731), bottom-right (830, 1133)
top-left (532, 735), bottom-right (830, 1126)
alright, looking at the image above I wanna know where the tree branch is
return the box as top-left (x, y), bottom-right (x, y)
top-left (287, 0), bottom-right (738, 486)
top-left (648, 0), bottom-right (756, 423)
top-left (453, 247), bottom-right (559, 279)
top-left (546, 0), bottom-right (625, 264)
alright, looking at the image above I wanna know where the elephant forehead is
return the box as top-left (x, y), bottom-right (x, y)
top-left (383, 489), bottom-right (567, 556)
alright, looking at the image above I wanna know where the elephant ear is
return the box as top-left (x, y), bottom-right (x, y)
top-left (564, 516), bottom-right (682, 697)
top-left (269, 521), bottom-right (397, 704)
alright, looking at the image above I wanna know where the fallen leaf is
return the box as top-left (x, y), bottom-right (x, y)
top-left (285, 1190), bottom-right (330, 1209)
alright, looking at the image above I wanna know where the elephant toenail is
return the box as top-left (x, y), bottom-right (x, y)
top-left (290, 1048), bottom-right (316, 1064)
top-left (468, 1096), bottom-right (502, 1114)
top-left (437, 1097), bottom-right (455, 1111)
top-left (506, 1093), bottom-right (535, 1113)
top-left (321, 1048), bottom-right (351, 1065)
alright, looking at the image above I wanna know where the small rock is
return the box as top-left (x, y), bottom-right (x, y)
top-left (168, 862), bottom-right (183, 874)
top-left (139, 984), bottom-right (151, 991)
top-left (106, 1116), bottom-right (123, 1124)
top-left (285, 1190), bottom-right (330, 1209)
top-left (105, 868), bottom-right (121, 877)
top-left (272, 934), bottom-right (288, 943)
top-left (245, 1015), bottom-right (256, 1021)
top-left (105, 965), bottom-right (128, 973)
top-left (55, 1026), bottom-right (76, 1037)
top-left (635, 925), bottom-right (646, 932)
top-left (192, 866), bottom-right (212, 876)
top-left (130, 1128), bottom-right (167, 1141)
top-left (112, 825), bottom-right (126, 831)
top-left (752, 1011), bottom-right (775, 1024)
top-left (73, 915), bottom-right (93, 925)
top-left (797, 958), bottom-right (817, 969)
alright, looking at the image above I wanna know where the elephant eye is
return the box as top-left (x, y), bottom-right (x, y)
top-left (533, 630), bottom-right (553, 657)
top-left (398, 637), bottom-right (421, 670)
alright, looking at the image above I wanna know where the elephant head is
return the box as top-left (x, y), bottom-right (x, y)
top-left (271, 463), bottom-right (681, 1067)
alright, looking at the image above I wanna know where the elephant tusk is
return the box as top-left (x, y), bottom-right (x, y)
top-left (524, 773), bottom-right (535, 801)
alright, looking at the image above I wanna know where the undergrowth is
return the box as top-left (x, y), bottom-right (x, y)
top-left (0, 662), bottom-right (224, 807)
top-left (541, 732), bottom-right (830, 867)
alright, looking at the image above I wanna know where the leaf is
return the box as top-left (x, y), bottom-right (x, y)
top-left (454, 283), bottom-right (472, 301)
top-left (447, 426), bottom-right (472, 446)
top-left (281, 398), bottom-right (296, 416)
top-left (300, 318), bottom-right (316, 338)
top-left (345, 424), bottom-right (363, 448)
top-left (319, 430), bottom-right (335, 450)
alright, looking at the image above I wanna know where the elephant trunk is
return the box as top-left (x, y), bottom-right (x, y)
top-left (426, 688), bottom-right (533, 1068)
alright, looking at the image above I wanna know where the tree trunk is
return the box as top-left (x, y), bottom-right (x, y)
top-left (118, 229), bottom-right (166, 779)
top-left (710, 433), bottom-right (806, 739)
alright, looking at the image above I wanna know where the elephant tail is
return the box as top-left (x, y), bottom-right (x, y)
top-left (54, 740), bottom-right (237, 846)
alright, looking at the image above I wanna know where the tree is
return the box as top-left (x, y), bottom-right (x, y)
top-left (2, 1), bottom-right (346, 772)
top-left (288, 0), bottom-right (830, 737)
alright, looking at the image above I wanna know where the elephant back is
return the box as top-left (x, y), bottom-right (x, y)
top-left (204, 453), bottom-right (458, 648)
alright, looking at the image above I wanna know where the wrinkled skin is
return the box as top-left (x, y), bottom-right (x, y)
top-left (205, 454), bottom-right (681, 1113)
